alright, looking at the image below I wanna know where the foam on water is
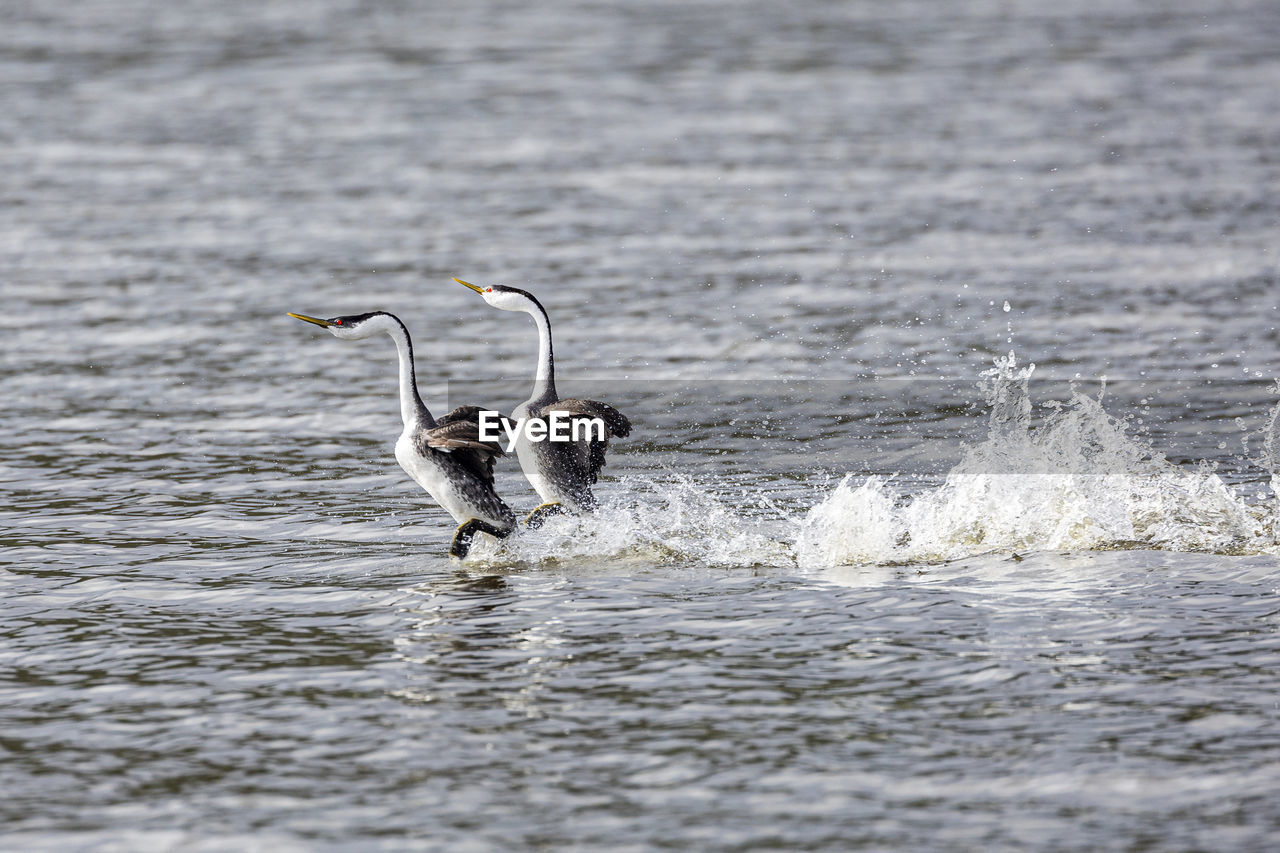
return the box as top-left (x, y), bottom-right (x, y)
top-left (795, 353), bottom-right (1279, 566)
top-left (468, 352), bottom-right (1280, 569)
top-left (466, 471), bottom-right (795, 569)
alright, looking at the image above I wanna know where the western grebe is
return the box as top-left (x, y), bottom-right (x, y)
top-left (288, 311), bottom-right (516, 558)
top-left (454, 279), bottom-right (631, 528)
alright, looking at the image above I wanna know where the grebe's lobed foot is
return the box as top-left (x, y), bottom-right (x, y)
top-left (524, 502), bottom-right (567, 530)
top-left (449, 518), bottom-right (513, 558)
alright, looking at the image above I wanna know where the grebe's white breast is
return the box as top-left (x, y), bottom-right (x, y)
top-left (395, 431), bottom-right (469, 524)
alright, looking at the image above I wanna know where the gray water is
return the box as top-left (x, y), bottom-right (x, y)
top-left (4, 0), bottom-right (1280, 849)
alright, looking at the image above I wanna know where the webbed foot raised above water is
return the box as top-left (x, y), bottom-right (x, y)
top-left (524, 502), bottom-right (566, 530)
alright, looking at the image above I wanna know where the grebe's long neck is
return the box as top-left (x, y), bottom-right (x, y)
top-left (524, 297), bottom-right (557, 404)
top-left (378, 314), bottom-right (433, 429)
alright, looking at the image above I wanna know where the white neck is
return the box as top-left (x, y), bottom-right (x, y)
top-left (524, 300), bottom-right (557, 403)
top-left (371, 314), bottom-right (431, 429)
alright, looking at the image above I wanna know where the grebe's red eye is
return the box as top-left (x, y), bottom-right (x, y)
top-left (334, 319), bottom-right (343, 325)
top-left (486, 288), bottom-right (493, 292)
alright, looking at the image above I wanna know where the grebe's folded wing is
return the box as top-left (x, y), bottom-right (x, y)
top-left (541, 398), bottom-right (632, 484)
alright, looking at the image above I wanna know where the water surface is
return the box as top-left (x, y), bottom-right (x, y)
top-left (4, 0), bottom-right (1280, 849)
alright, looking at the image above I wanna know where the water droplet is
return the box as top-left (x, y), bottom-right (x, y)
top-left (1002, 301), bottom-right (1011, 312)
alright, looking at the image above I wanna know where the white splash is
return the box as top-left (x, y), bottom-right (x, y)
top-left (795, 353), bottom-right (1277, 567)
top-left (1265, 380), bottom-right (1280, 483)
top-left (465, 471), bottom-right (794, 569)
top-left (465, 353), bottom-right (1280, 569)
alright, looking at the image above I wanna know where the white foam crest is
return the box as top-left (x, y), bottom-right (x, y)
top-left (462, 354), bottom-right (1280, 570)
top-left (796, 355), bottom-right (1278, 567)
top-left (465, 471), bottom-right (795, 569)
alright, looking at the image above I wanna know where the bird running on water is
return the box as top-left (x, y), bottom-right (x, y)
top-left (455, 279), bottom-right (631, 528)
top-left (287, 310), bottom-right (515, 558)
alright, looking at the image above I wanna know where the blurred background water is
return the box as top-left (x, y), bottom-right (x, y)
top-left (3, 0), bottom-right (1280, 849)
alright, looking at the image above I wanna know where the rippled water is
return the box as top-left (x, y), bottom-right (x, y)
top-left (4, 0), bottom-right (1280, 849)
